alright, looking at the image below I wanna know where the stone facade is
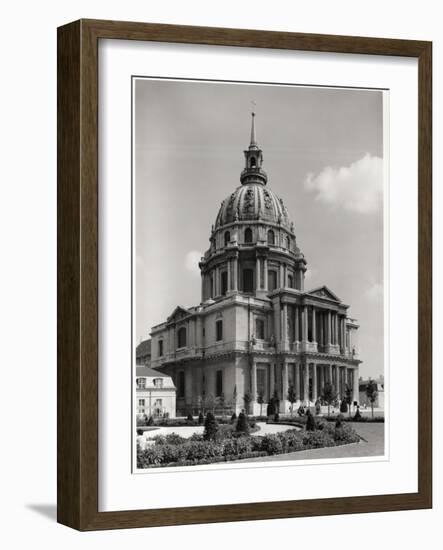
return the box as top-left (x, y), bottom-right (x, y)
top-left (150, 113), bottom-right (361, 416)
top-left (136, 366), bottom-right (176, 419)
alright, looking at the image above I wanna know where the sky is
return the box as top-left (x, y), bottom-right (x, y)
top-left (134, 78), bottom-right (385, 379)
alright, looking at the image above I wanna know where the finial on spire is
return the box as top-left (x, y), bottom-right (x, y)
top-left (250, 105), bottom-right (257, 147)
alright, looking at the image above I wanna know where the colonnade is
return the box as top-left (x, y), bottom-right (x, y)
top-left (251, 360), bottom-right (359, 407)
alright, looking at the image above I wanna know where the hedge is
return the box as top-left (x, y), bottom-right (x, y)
top-left (137, 423), bottom-right (360, 468)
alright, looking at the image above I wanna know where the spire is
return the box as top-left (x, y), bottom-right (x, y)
top-left (240, 111), bottom-right (267, 186)
top-left (250, 111), bottom-right (257, 148)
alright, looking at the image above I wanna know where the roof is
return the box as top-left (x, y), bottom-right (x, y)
top-left (136, 366), bottom-right (171, 378)
top-left (136, 339), bottom-right (151, 359)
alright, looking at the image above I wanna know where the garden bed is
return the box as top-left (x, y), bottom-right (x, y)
top-left (137, 419), bottom-right (360, 469)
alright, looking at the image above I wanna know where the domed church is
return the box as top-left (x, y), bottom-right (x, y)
top-left (150, 113), bottom-right (361, 416)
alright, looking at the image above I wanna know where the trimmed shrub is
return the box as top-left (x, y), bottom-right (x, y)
top-left (231, 412), bottom-right (237, 423)
top-left (136, 428), bottom-right (143, 436)
top-left (186, 413), bottom-right (194, 424)
top-left (335, 413), bottom-right (344, 428)
top-left (340, 400), bottom-right (348, 414)
top-left (306, 410), bottom-right (316, 431)
top-left (198, 411), bottom-right (204, 424)
top-left (165, 432), bottom-right (186, 446)
top-left (203, 412), bottom-right (218, 441)
top-left (354, 407), bottom-right (362, 421)
top-left (236, 411), bottom-right (250, 434)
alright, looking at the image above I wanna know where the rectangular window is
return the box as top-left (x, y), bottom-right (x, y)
top-left (216, 370), bottom-right (223, 397)
top-left (178, 371), bottom-right (185, 398)
top-left (216, 319), bottom-right (223, 341)
top-left (221, 271), bottom-right (228, 295)
top-left (158, 339), bottom-right (163, 357)
top-left (257, 369), bottom-right (266, 397)
top-left (255, 318), bottom-right (265, 339)
top-left (243, 268), bottom-right (254, 292)
top-left (137, 378), bottom-right (146, 389)
top-left (138, 399), bottom-right (145, 407)
top-left (268, 270), bottom-right (277, 291)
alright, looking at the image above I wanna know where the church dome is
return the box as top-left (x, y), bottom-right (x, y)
top-left (214, 112), bottom-right (293, 231)
top-left (214, 183), bottom-right (292, 230)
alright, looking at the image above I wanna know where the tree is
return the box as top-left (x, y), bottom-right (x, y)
top-left (344, 384), bottom-right (353, 417)
top-left (340, 399), bottom-right (348, 414)
top-left (287, 384), bottom-right (297, 416)
top-left (257, 390), bottom-right (265, 417)
top-left (366, 380), bottom-right (378, 418)
top-left (243, 391), bottom-right (252, 416)
top-left (272, 389), bottom-right (280, 416)
top-left (232, 385), bottom-right (238, 411)
top-left (321, 382), bottom-right (337, 418)
top-left (236, 410), bottom-right (250, 434)
top-left (306, 409), bottom-right (316, 431)
top-left (206, 393), bottom-right (216, 413)
top-left (203, 411), bottom-right (218, 441)
top-left (266, 400), bottom-right (275, 418)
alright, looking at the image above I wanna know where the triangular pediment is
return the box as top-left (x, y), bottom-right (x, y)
top-left (167, 305), bottom-right (191, 323)
top-left (307, 286), bottom-right (341, 303)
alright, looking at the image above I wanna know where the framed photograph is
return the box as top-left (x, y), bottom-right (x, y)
top-left (57, 19), bottom-right (432, 530)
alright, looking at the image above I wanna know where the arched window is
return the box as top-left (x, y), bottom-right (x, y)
top-left (288, 274), bottom-right (294, 289)
top-left (267, 229), bottom-right (275, 245)
top-left (244, 227), bottom-right (253, 243)
top-left (286, 236), bottom-right (290, 250)
top-left (177, 326), bottom-right (187, 348)
top-left (224, 231), bottom-right (230, 246)
top-left (250, 156), bottom-right (256, 167)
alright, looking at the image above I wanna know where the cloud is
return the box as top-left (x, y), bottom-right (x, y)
top-left (184, 250), bottom-right (202, 275)
top-left (365, 282), bottom-right (383, 302)
top-left (304, 267), bottom-right (318, 282)
top-left (304, 154), bottom-right (383, 214)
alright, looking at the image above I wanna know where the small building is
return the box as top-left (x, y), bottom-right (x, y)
top-left (136, 338), bottom-right (151, 366)
top-left (136, 366), bottom-right (176, 418)
top-left (359, 375), bottom-right (384, 409)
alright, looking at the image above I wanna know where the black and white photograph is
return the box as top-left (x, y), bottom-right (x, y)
top-left (134, 78), bottom-right (386, 469)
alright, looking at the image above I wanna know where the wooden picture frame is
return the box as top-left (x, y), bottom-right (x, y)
top-left (57, 19), bottom-right (432, 530)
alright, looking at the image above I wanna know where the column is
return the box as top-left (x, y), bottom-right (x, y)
top-left (328, 364), bottom-right (332, 385)
top-left (327, 310), bottom-right (332, 345)
top-left (282, 303), bottom-right (288, 344)
top-left (319, 365), bottom-right (324, 395)
top-left (185, 369), bottom-right (193, 408)
top-left (295, 363), bottom-right (300, 400)
top-left (282, 361), bottom-right (289, 406)
top-left (335, 314), bottom-right (339, 345)
top-left (352, 368), bottom-right (359, 404)
top-left (303, 363), bottom-right (309, 404)
top-left (295, 305), bottom-right (299, 342)
top-left (279, 263), bottom-right (284, 289)
top-left (201, 273), bottom-right (205, 301)
top-left (256, 257), bottom-right (261, 290)
top-left (283, 264), bottom-right (287, 288)
top-left (263, 258), bottom-right (268, 290)
top-left (312, 306), bottom-right (317, 342)
top-left (251, 362), bottom-right (257, 402)
top-left (227, 260), bottom-right (231, 291)
top-left (233, 257), bottom-right (238, 291)
top-left (269, 363), bottom-right (275, 398)
top-left (312, 364), bottom-right (318, 401)
top-left (215, 266), bottom-right (219, 297)
top-left (302, 305), bottom-right (308, 343)
top-left (319, 311), bottom-right (324, 346)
